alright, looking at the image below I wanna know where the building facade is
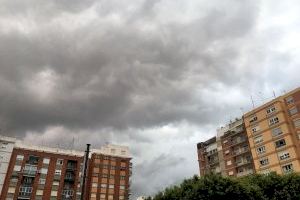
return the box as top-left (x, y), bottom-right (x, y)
top-left (0, 136), bottom-right (132, 200)
top-left (244, 87), bottom-right (300, 175)
top-left (197, 87), bottom-right (300, 177)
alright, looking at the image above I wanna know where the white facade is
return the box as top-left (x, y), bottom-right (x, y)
top-left (0, 136), bottom-right (16, 194)
top-left (91, 143), bottom-right (131, 158)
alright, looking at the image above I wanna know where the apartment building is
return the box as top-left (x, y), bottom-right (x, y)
top-left (87, 145), bottom-right (132, 200)
top-left (197, 87), bottom-right (300, 177)
top-left (219, 119), bottom-right (254, 177)
top-left (0, 135), bottom-right (132, 200)
top-left (244, 87), bottom-right (300, 175)
top-left (197, 137), bottom-right (223, 176)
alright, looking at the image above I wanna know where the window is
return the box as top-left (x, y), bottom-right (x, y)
top-left (102, 174), bottom-right (108, 178)
top-left (111, 166), bottom-right (116, 170)
top-left (256, 146), bottom-right (266, 154)
top-left (282, 164), bottom-right (293, 173)
top-left (252, 126), bottom-right (260, 133)
top-left (51, 191), bottom-right (58, 196)
top-left (36, 190), bottom-right (43, 196)
top-left (92, 183), bottom-right (98, 187)
top-left (8, 187), bottom-right (16, 194)
top-left (1, 143), bottom-right (7, 149)
top-left (101, 184), bottom-right (107, 188)
top-left (109, 184), bottom-right (114, 189)
top-left (55, 170), bottom-right (61, 175)
top-left (266, 106), bottom-right (276, 114)
top-left (121, 150), bottom-right (126, 155)
top-left (249, 115), bottom-right (258, 123)
top-left (16, 155), bottom-right (24, 161)
top-left (254, 135), bottom-right (263, 144)
top-left (41, 168), bottom-right (48, 174)
top-left (225, 150), bottom-right (230, 155)
top-left (120, 185), bottom-right (125, 190)
top-left (286, 96), bottom-right (294, 105)
top-left (108, 195), bottom-right (114, 200)
top-left (103, 165), bottom-right (108, 169)
top-left (120, 176), bottom-right (126, 180)
top-left (100, 194), bottom-right (106, 199)
top-left (56, 159), bottom-right (63, 165)
top-left (269, 117), bottom-right (279, 125)
top-left (278, 151), bottom-right (290, 160)
top-left (289, 107), bottom-right (298, 116)
top-left (294, 119), bottom-right (300, 128)
top-left (111, 149), bottom-right (116, 154)
top-left (119, 196), bottom-right (124, 200)
top-left (14, 165), bottom-right (21, 172)
top-left (223, 139), bottom-right (228, 144)
top-left (275, 139), bottom-right (286, 148)
top-left (272, 127), bottom-right (283, 137)
top-left (39, 178), bottom-right (46, 185)
top-left (226, 160), bottom-right (232, 166)
top-left (259, 158), bottom-right (269, 166)
top-left (43, 158), bottom-right (50, 164)
top-left (53, 181), bottom-right (59, 186)
top-left (109, 174), bottom-right (114, 179)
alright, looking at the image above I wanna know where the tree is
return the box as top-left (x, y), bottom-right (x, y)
top-left (146, 173), bottom-right (300, 200)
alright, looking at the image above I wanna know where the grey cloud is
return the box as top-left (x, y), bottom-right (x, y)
top-left (1, 0), bottom-right (299, 199)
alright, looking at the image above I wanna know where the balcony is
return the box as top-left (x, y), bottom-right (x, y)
top-left (22, 164), bottom-right (38, 177)
top-left (62, 189), bottom-right (74, 200)
top-left (66, 164), bottom-right (76, 171)
top-left (237, 169), bottom-right (254, 177)
top-left (231, 137), bottom-right (247, 146)
top-left (236, 159), bottom-right (252, 167)
top-left (64, 174), bottom-right (75, 182)
top-left (18, 186), bottom-right (32, 199)
top-left (232, 147), bottom-right (249, 156)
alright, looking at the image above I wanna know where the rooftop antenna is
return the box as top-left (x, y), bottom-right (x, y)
top-left (273, 90), bottom-right (276, 98)
top-left (250, 95), bottom-right (255, 109)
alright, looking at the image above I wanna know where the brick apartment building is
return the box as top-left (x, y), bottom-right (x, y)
top-left (0, 136), bottom-right (132, 200)
top-left (197, 87), bottom-right (300, 177)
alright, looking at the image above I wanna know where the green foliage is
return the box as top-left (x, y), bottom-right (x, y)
top-left (146, 173), bottom-right (300, 200)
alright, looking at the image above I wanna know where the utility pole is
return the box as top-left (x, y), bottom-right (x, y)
top-left (81, 144), bottom-right (91, 200)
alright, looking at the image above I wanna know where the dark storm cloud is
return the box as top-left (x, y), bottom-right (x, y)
top-left (2, 0), bottom-right (299, 199)
top-left (0, 0), bottom-right (259, 135)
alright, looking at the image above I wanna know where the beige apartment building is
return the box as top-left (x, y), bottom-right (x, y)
top-left (197, 87), bottom-right (300, 177)
top-left (244, 87), bottom-right (300, 175)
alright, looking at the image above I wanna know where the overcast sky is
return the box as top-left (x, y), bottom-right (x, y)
top-left (1, 0), bottom-right (300, 199)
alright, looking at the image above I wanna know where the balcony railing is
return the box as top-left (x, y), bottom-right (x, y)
top-left (236, 159), bottom-right (252, 166)
top-left (231, 137), bottom-right (247, 145)
top-left (19, 186), bottom-right (32, 199)
top-left (22, 164), bottom-right (38, 177)
top-left (232, 147), bottom-right (249, 156)
top-left (237, 169), bottom-right (254, 177)
top-left (64, 174), bottom-right (75, 182)
top-left (62, 189), bottom-right (74, 199)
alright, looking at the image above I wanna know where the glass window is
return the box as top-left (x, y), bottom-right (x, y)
top-left (269, 117), bottom-right (279, 126)
top-left (40, 168), bottom-right (48, 174)
top-left (39, 178), bottom-right (46, 185)
top-left (16, 155), bottom-right (24, 161)
top-left (101, 184), bottom-right (107, 188)
top-left (252, 126), bottom-right (260, 133)
top-left (286, 96), bottom-right (294, 105)
top-left (109, 184), bottom-right (114, 189)
top-left (266, 106), bottom-right (276, 114)
top-left (55, 170), bottom-right (61, 175)
top-left (294, 119), bottom-right (300, 128)
top-left (278, 151), bottom-right (290, 160)
top-left (259, 158), bottom-right (269, 166)
top-left (275, 139), bottom-right (286, 148)
top-left (13, 165), bottom-right (21, 172)
top-left (272, 127), bottom-right (283, 137)
top-left (289, 107), bottom-right (298, 116)
top-left (254, 135), bottom-right (263, 144)
top-left (282, 164), bottom-right (293, 173)
top-left (256, 146), bottom-right (266, 154)
top-left (56, 159), bottom-right (63, 165)
top-left (51, 191), bottom-right (58, 196)
top-left (43, 158), bottom-right (50, 164)
top-left (249, 115), bottom-right (258, 123)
